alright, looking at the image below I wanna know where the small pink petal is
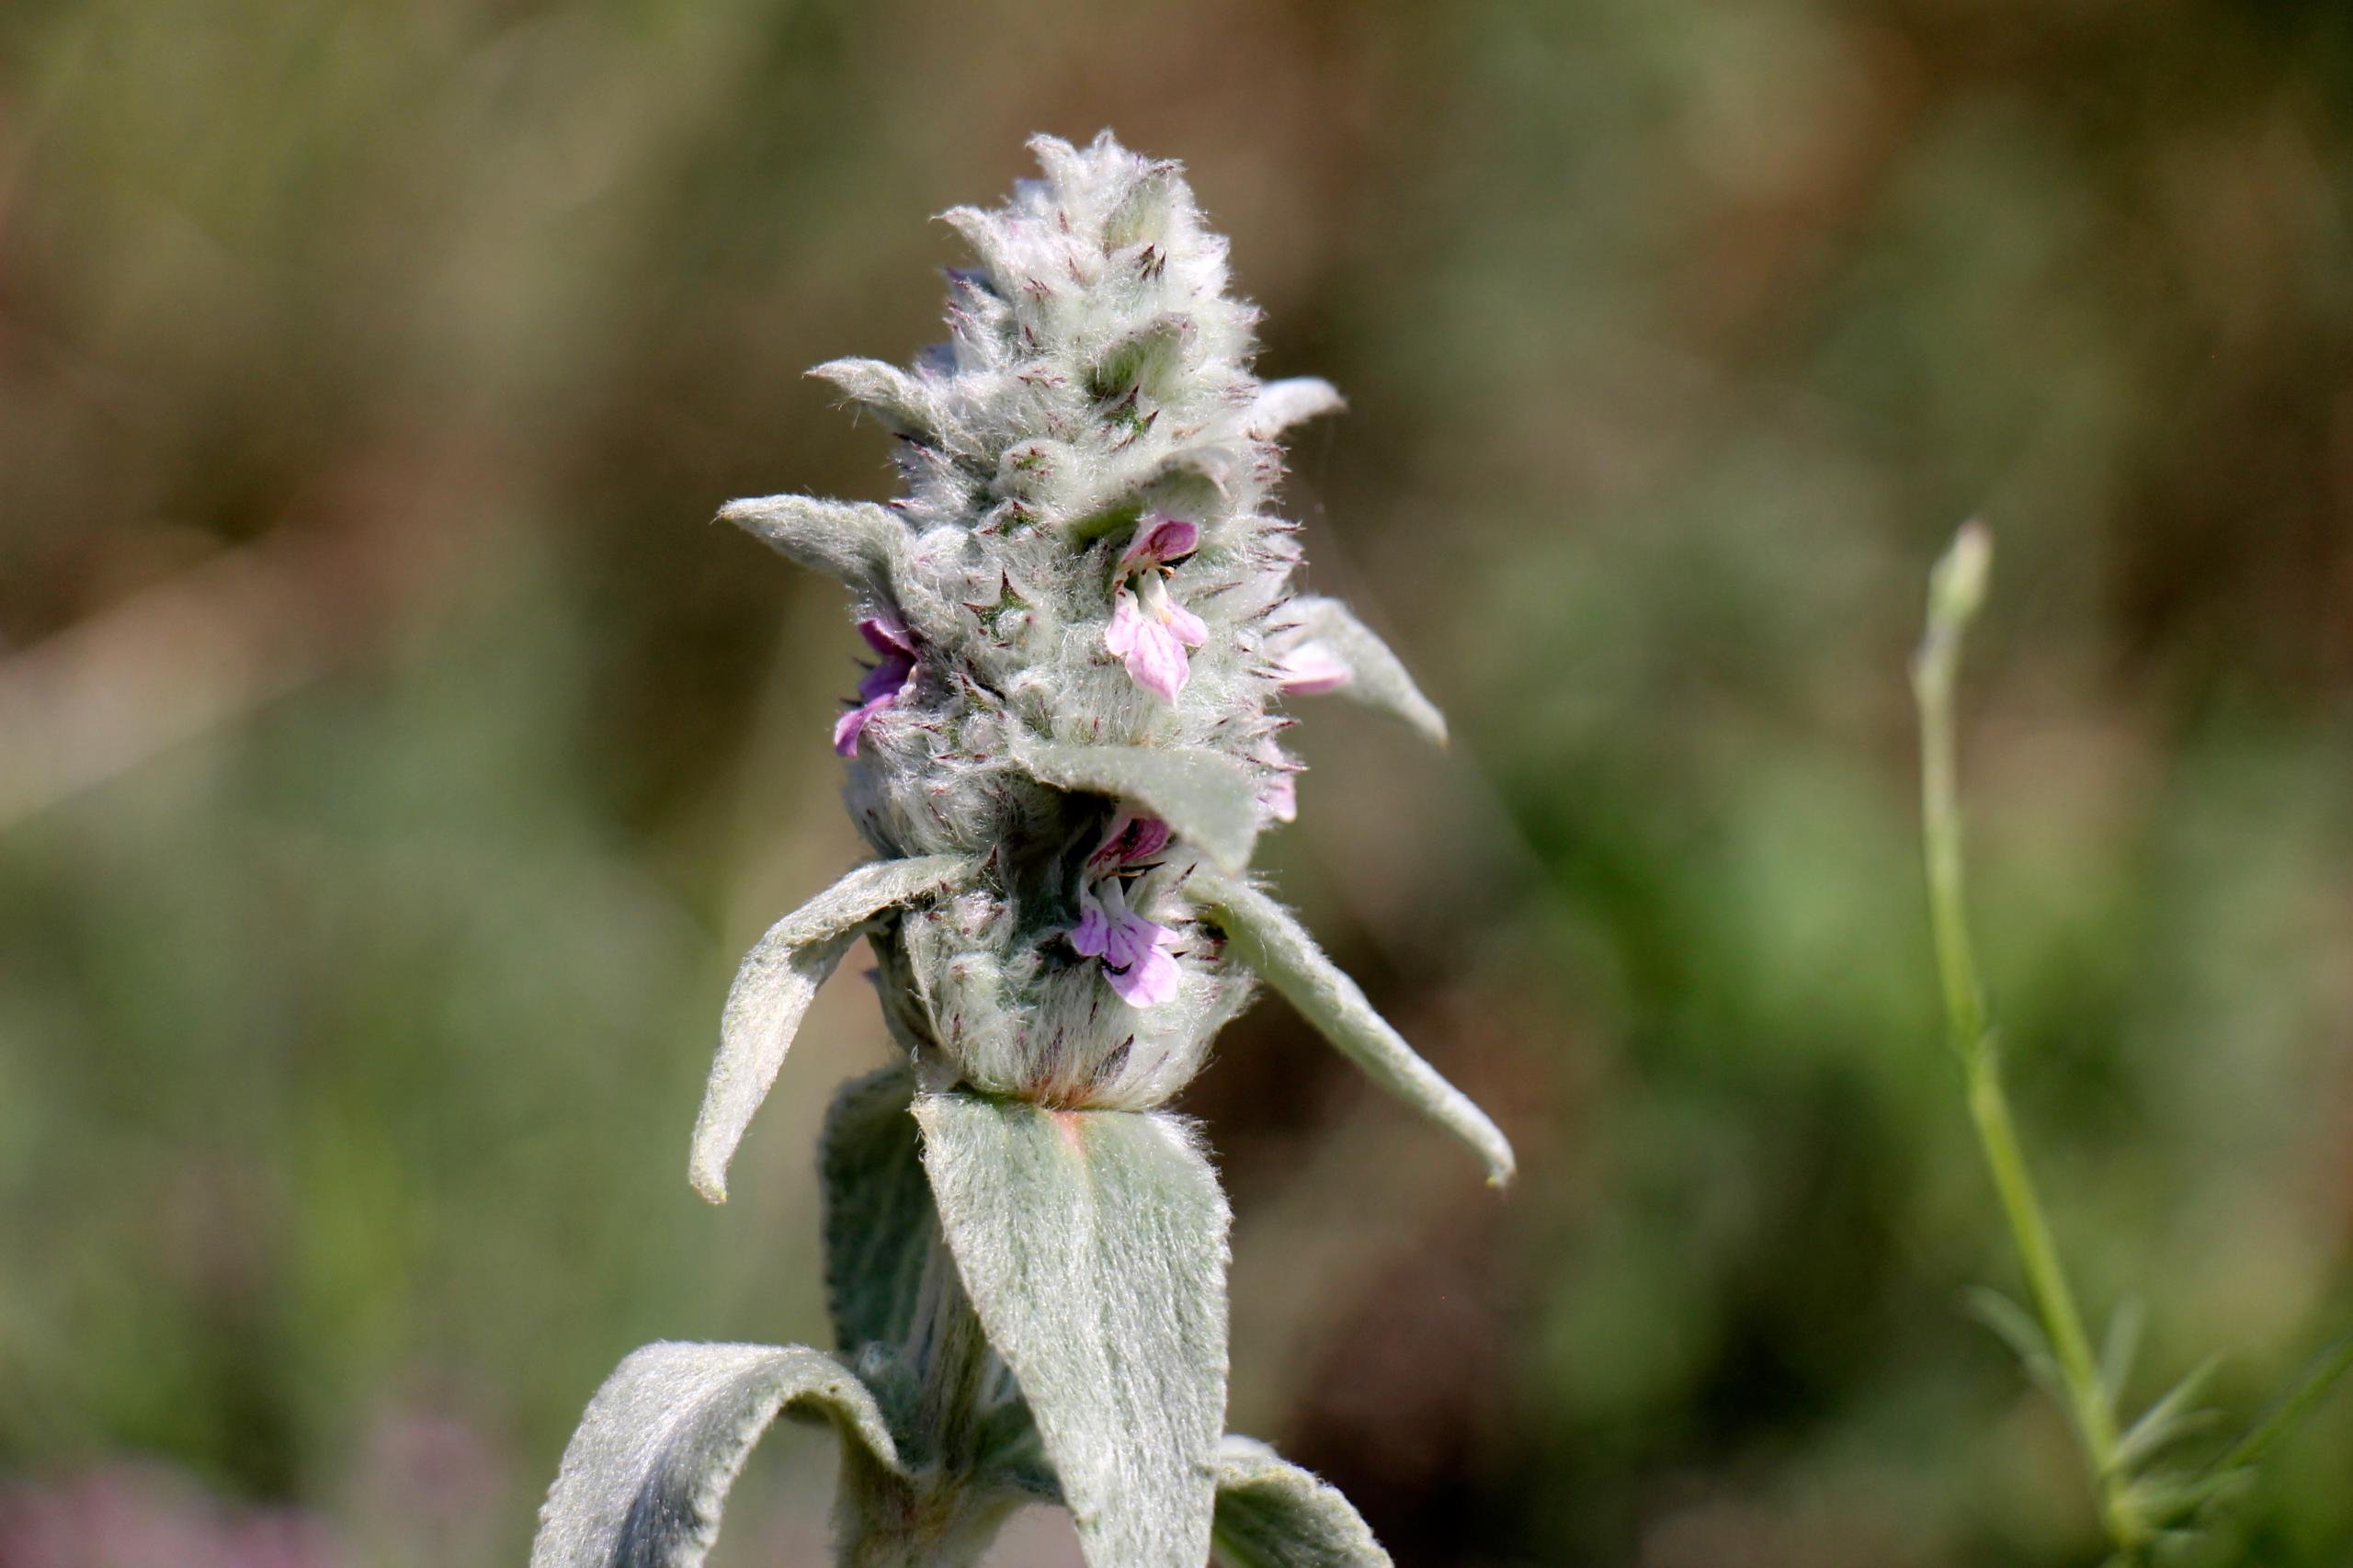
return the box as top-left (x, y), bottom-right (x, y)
top-left (1105, 591), bottom-right (1142, 658)
top-left (1118, 514), bottom-right (1199, 569)
top-left (1123, 617), bottom-right (1192, 699)
top-left (1162, 601), bottom-right (1209, 649)
top-left (1101, 909), bottom-right (1160, 971)
top-left (1277, 640), bottom-right (1350, 695)
top-left (1108, 938), bottom-right (1182, 1007)
top-left (1260, 773), bottom-right (1298, 823)
top-left (1070, 903), bottom-right (1111, 957)
top-left (1088, 812), bottom-right (1173, 870)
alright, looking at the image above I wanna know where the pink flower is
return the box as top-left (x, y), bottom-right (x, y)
top-left (1071, 878), bottom-right (1182, 1007)
top-left (1118, 514), bottom-right (1199, 571)
top-left (832, 616), bottom-right (917, 756)
top-left (1086, 809), bottom-right (1173, 871)
top-left (1067, 811), bottom-right (1183, 1007)
top-left (1106, 515), bottom-right (1209, 701)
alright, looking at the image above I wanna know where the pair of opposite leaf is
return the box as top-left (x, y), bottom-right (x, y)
top-left (536, 524), bottom-right (1500, 1568)
top-left (540, 1068), bottom-right (1389, 1568)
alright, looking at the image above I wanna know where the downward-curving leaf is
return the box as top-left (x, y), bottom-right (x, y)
top-left (1281, 597), bottom-right (1447, 746)
top-left (819, 1066), bottom-right (935, 1353)
top-left (1211, 1437), bottom-right (1390, 1568)
top-left (915, 1090), bottom-right (1231, 1568)
top-left (1247, 378), bottom-right (1346, 438)
top-left (1195, 869), bottom-right (1513, 1185)
top-left (531, 1342), bottom-right (899, 1568)
top-left (690, 854), bottom-right (972, 1202)
top-left (1017, 740), bottom-right (1261, 871)
top-left (719, 494), bottom-right (905, 597)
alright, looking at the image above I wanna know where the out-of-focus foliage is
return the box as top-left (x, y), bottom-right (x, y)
top-left (2, 1), bottom-right (2348, 1563)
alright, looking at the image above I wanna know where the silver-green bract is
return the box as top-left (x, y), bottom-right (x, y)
top-left (534, 132), bottom-right (1508, 1568)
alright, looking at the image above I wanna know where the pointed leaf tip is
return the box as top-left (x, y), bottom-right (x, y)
top-left (689, 855), bottom-right (974, 1203)
top-left (1212, 1436), bottom-right (1392, 1568)
top-left (718, 494), bottom-right (908, 597)
top-left (1248, 378), bottom-right (1347, 439)
top-left (1280, 597), bottom-right (1447, 746)
top-left (1195, 869), bottom-right (1513, 1185)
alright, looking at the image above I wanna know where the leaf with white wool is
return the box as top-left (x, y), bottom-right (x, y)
top-left (530, 1341), bottom-right (899, 1568)
top-left (915, 1090), bottom-right (1230, 1568)
top-left (1246, 379), bottom-right (1346, 438)
top-left (719, 494), bottom-right (906, 599)
top-left (809, 358), bottom-right (954, 443)
top-left (1211, 1436), bottom-right (1392, 1568)
top-left (689, 854), bottom-right (973, 1203)
top-left (818, 1066), bottom-right (934, 1354)
top-left (1280, 597), bottom-right (1448, 746)
top-left (1017, 740), bottom-right (1261, 872)
top-left (1193, 869), bottom-right (1513, 1186)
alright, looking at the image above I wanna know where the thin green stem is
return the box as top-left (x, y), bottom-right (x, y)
top-left (1914, 524), bottom-right (2143, 1552)
top-left (2206, 1331), bottom-right (2353, 1481)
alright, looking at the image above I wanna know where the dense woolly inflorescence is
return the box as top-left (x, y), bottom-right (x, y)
top-left (734, 133), bottom-right (1368, 1113)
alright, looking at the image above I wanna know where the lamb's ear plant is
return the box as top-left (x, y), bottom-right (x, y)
top-left (1914, 524), bottom-right (2353, 1565)
top-left (531, 133), bottom-right (1509, 1568)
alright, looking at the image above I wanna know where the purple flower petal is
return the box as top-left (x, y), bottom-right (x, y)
top-left (857, 616), bottom-right (915, 657)
top-left (1069, 901), bottom-right (1111, 957)
top-left (1089, 811), bottom-right (1172, 870)
top-left (1118, 514), bottom-right (1200, 570)
top-left (835, 617), bottom-right (919, 756)
top-left (1106, 938), bottom-right (1181, 1007)
top-left (833, 693), bottom-right (895, 756)
top-left (854, 650), bottom-right (916, 705)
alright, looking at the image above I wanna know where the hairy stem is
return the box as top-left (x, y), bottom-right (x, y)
top-left (834, 1234), bottom-right (1019, 1568)
top-left (1912, 524), bottom-right (2143, 1553)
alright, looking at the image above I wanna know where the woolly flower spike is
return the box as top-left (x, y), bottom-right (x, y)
top-left (832, 616), bottom-right (916, 756)
top-left (714, 131), bottom-right (1500, 1161)
top-left (536, 133), bottom-right (1516, 1568)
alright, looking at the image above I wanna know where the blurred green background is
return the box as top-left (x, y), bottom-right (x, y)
top-left (4, 0), bottom-right (2351, 1562)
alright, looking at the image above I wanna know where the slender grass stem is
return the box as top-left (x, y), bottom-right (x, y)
top-left (1912, 523), bottom-right (2143, 1553)
top-left (2205, 1332), bottom-right (2353, 1482)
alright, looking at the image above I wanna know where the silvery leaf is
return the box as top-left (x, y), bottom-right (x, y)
top-left (809, 358), bottom-right (951, 443)
top-left (719, 494), bottom-right (906, 599)
top-left (1017, 740), bottom-right (1260, 871)
top-left (1194, 869), bottom-right (1513, 1185)
top-left (690, 854), bottom-right (972, 1202)
top-left (819, 1066), bottom-right (936, 1354)
top-left (1211, 1436), bottom-right (1392, 1568)
top-left (1281, 597), bottom-right (1447, 745)
top-left (530, 1341), bottom-right (898, 1568)
top-left (915, 1090), bottom-right (1230, 1568)
top-left (1246, 378), bottom-right (1346, 438)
